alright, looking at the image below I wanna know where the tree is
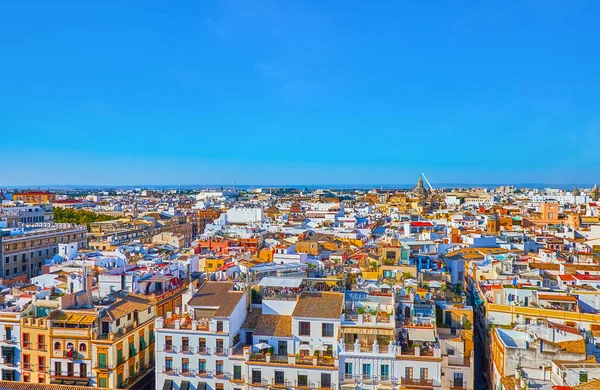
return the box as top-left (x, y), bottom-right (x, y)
top-left (53, 207), bottom-right (117, 230)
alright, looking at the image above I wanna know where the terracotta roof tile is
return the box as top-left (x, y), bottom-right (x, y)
top-left (292, 291), bottom-right (343, 319)
top-left (187, 282), bottom-right (245, 318)
top-left (254, 315), bottom-right (292, 337)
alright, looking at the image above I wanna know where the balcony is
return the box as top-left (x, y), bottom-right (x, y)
top-left (163, 344), bottom-right (174, 353)
top-left (231, 375), bottom-right (245, 383)
top-left (0, 336), bottom-right (18, 345)
top-left (450, 381), bottom-right (466, 390)
top-left (271, 379), bottom-right (292, 389)
top-left (180, 345), bottom-right (192, 354)
top-left (250, 378), bottom-right (269, 387)
top-left (401, 378), bottom-right (433, 387)
top-left (1, 356), bottom-right (16, 366)
top-left (295, 355), bottom-right (335, 367)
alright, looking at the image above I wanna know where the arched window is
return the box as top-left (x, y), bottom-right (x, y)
top-left (67, 342), bottom-right (74, 350)
top-left (79, 343), bottom-right (87, 352)
top-left (54, 342), bottom-right (61, 350)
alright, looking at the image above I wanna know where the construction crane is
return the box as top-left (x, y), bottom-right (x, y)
top-left (420, 172), bottom-right (434, 191)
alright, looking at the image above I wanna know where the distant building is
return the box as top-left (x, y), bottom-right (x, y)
top-left (13, 191), bottom-right (56, 204)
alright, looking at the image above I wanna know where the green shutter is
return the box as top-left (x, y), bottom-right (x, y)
top-left (99, 353), bottom-right (107, 368)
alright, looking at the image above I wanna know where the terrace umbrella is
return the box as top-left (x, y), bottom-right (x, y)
top-left (379, 283), bottom-right (391, 290)
top-left (254, 343), bottom-right (271, 351)
top-left (298, 344), bottom-right (311, 351)
top-left (312, 345), bottom-right (327, 352)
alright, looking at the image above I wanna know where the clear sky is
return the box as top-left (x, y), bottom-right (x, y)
top-left (1, 0), bottom-right (599, 186)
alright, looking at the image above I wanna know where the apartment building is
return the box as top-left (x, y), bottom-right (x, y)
top-left (1, 223), bottom-right (87, 278)
top-left (339, 289), bottom-right (445, 390)
top-left (0, 307), bottom-right (24, 382)
top-left (0, 204), bottom-right (54, 225)
top-left (245, 288), bottom-right (343, 390)
top-left (92, 293), bottom-right (156, 389)
top-left (49, 311), bottom-right (96, 386)
top-left (12, 191), bottom-right (57, 205)
top-left (155, 281), bottom-right (248, 390)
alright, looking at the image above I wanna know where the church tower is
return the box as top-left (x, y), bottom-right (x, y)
top-left (487, 212), bottom-right (499, 234)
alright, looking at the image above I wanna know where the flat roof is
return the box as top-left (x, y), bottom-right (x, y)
top-left (258, 277), bottom-right (303, 288)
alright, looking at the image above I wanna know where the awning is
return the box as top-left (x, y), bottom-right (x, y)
top-left (162, 379), bottom-right (173, 390)
top-left (198, 382), bottom-right (207, 390)
top-left (406, 328), bottom-right (436, 342)
top-left (258, 277), bottom-right (303, 288)
top-left (75, 381), bottom-right (90, 386)
top-left (181, 381), bottom-right (190, 390)
top-left (341, 328), bottom-right (395, 336)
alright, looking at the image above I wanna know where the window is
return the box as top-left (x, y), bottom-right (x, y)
top-left (252, 369), bottom-right (262, 384)
top-left (216, 339), bottom-right (224, 354)
top-left (580, 371), bottom-right (588, 383)
top-left (344, 362), bottom-right (353, 378)
top-left (54, 342), bottom-right (61, 350)
top-left (321, 373), bottom-right (332, 389)
top-left (116, 319), bottom-right (120, 327)
top-left (38, 335), bottom-right (45, 350)
top-left (98, 377), bottom-right (107, 388)
top-left (362, 363), bottom-right (371, 379)
top-left (453, 373), bottom-right (464, 388)
top-left (321, 323), bottom-right (334, 337)
top-left (182, 337), bottom-right (189, 353)
top-left (275, 370), bottom-right (285, 385)
top-left (405, 367), bottom-right (413, 379)
top-left (54, 362), bottom-right (62, 376)
top-left (299, 322), bottom-right (311, 336)
top-left (80, 363), bottom-right (87, 377)
top-left (38, 356), bottom-right (46, 371)
top-left (165, 357), bottom-right (173, 372)
top-left (199, 338), bottom-right (206, 353)
top-left (380, 364), bottom-right (390, 381)
top-left (298, 372), bottom-right (308, 387)
top-left (217, 321), bottom-right (223, 332)
top-left (80, 343), bottom-right (87, 353)
top-left (448, 348), bottom-right (455, 355)
top-left (23, 354), bottom-right (30, 370)
top-left (420, 368), bottom-right (428, 381)
top-left (182, 358), bottom-right (189, 374)
top-left (216, 360), bottom-right (223, 376)
top-left (233, 365), bottom-right (242, 381)
top-left (23, 333), bottom-right (31, 348)
top-left (165, 336), bottom-right (172, 351)
top-left (98, 353), bottom-right (107, 369)
top-left (23, 374), bottom-right (30, 383)
top-left (198, 359), bottom-right (206, 374)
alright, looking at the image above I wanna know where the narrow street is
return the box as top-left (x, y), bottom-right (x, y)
top-left (128, 368), bottom-right (155, 390)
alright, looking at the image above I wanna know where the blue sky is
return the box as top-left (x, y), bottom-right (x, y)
top-left (1, 0), bottom-right (599, 186)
